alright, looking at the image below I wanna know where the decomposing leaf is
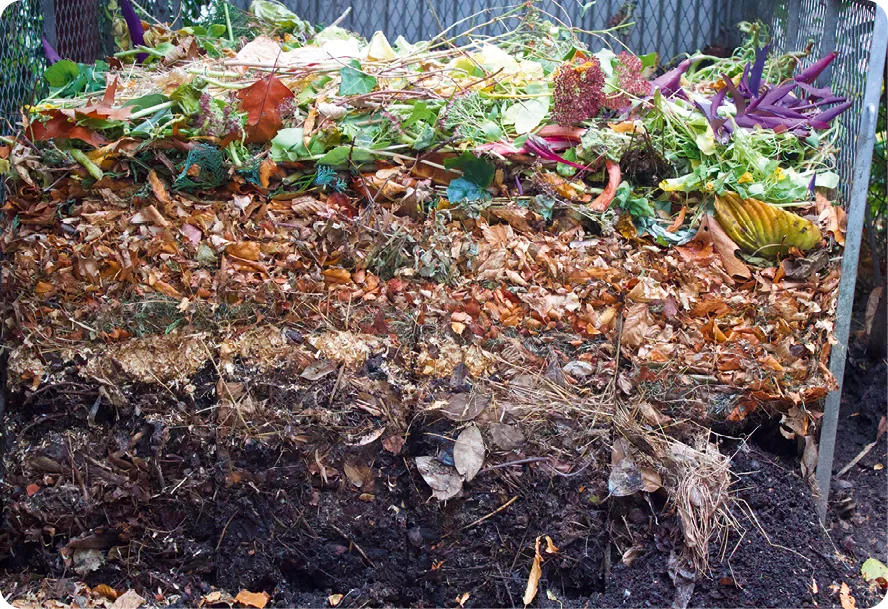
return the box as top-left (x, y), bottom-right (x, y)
top-left (94, 584), bottom-right (119, 601)
top-left (691, 214), bottom-right (751, 279)
top-left (544, 536), bottom-right (559, 554)
top-left (453, 425), bottom-right (485, 482)
top-left (838, 582), bottom-right (856, 609)
top-left (110, 590), bottom-right (145, 609)
top-left (441, 392), bottom-right (489, 421)
top-left (522, 537), bottom-right (543, 606)
top-left (328, 593), bottom-right (344, 607)
top-left (489, 423), bottom-right (525, 451)
top-left (415, 456), bottom-right (463, 500)
top-left (237, 75), bottom-right (296, 143)
top-left (861, 558), bottom-right (888, 589)
top-left (301, 360), bottom-right (339, 380)
top-left (456, 592), bottom-right (471, 607)
top-left (235, 589), bottom-right (270, 609)
top-left (383, 435), bottom-right (406, 455)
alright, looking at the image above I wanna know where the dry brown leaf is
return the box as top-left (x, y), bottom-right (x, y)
top-left (227, 242), bottom-right (261, 261)
top-left (456, 592), bottom-right (471, 607)
top-left (544, 536), bottom-right (559, 554)
top-left (328, 594), bottom-right (344, 607)
top-left (148, 170), bottom-right (171, 206)
top-left (415, 456), bottom-right (463, 500)
top-left (110, 590), bottom-right (145, 609)
top-left (383, 435), bottom-right (405, 454)
top-left (322, 268), bottom-right (352, 285)
top-left (441, 392), bottom-right (489, 421)
top-left (93, 584), bottom-right (119, 600)
top-left (839, 582), bottom-right (856, 609)
top-left (236, 76), bottom-right (296, 143)
top-left (815, 191), bottom-right (845, 245)
top-left (692, 214), bottom-right (751, 279)
top-left (523, 537), bottom-right (543, 606)
top-left (235, 589), bottom-right (270, 609)
top-left (453, 425), bottom-right (485, 482)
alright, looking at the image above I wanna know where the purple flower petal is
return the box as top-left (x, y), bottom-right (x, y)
top-left (651, 59), bottom-right (693, 96)
top-left (720, 73), bottom-right (747, 114)
top-left (748, 43), bottom-right (772, 97)
top-left (808, 173), bottom-right (816, 196)
top-left (524, 135), bottom-right (589, 171)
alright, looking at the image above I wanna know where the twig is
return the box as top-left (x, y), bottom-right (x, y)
top-left (331, 523), bottom-right (376, 568)
top-left (216, 510), bottom-right (239, 552)
top-left (836, 440), bottom-right (879, 478)
top-left (328, 7), bottom-right (351, 29)
top-left (443, 496), bottom-right (518, 538)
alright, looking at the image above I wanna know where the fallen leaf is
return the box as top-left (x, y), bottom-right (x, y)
top-left (453, 425), bottom-right (485, 482)
top-left (94, 584), bottom-right (119, 600)
top-left (415, 456), bottom-right (463, 500)
top-left (382, 435), bottom-right (405, 455)
top-left (343, 462), bottom-right (365, 488)
top-left (839, 582), bottom-right (856, 609)
top-left (227, 242), bottom-right (261, 261)
top-left (865, 287), bottom-right (883, 336)
top-left (25, 483), bottom-right (40, 496)
top-left (328, 594), bottom-right (344, 607)
top-left (28, 112), bottom-right (109, 147)
top-left (235, 589), bottom-right (270, 609)
top-left (815, 191), bottom-right (845, 245)
top-left (456, 592), bottom-right (470, 607)
top-left (522, 537), bottom-right (543, 606)
top-left (148, 170), bottom-right (171, 205)
top-left (111, 590), bottom-right (145, 609)
top-left (441, 392), bottom-right (489, 421)
top-left (489, 423), bottom-right (525, 451)
top-left (861, 558), bottom-right (888, 589)
top-left (237, 75), bottom-right (296, 143)
top-left (301, 360), bottom-right (339, 381)
top-left (347, 427), bottom-right (386, 446)
top-left (691, 214), bottom-right (751, 279)
top-left (544, 536), bottom-right (559, 554)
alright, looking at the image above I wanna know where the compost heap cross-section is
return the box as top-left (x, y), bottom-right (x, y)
top-left (0, 3), bottom-right (850, 606)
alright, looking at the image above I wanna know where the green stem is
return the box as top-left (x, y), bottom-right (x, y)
top-left (227, 142), bottom-right (242, 167)
top-left (224, 3), bottom-right (234, 43)
top-left (115, 46), bottom-right (166, 59)
top-left (129, 101), bottom-right (174, 120)
top-left (69, 148), bottom-right (104, 181)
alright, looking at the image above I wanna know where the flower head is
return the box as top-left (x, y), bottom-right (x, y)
top-left (553, 57), bottom-right (605, 125)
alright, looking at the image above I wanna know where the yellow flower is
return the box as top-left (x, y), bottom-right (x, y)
top-left (773, 167), bottom-right (786, 181)
top-left (738, 172), bottom-right (754, 184)
top-left (705, 181), bottom-right (715, 192)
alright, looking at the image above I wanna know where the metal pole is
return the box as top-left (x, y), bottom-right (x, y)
top-left (41, 0), bottom-right (58, 49)
top-left (815, 4), bottom-right (888, 524)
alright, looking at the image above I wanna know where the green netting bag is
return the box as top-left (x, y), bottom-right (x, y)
top-left (173, 144), bottom-right (227, 191)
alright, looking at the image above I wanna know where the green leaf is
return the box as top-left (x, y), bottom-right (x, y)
top-left (317, 145), bottom-right (373, 165)
top-left (403, 101), bottom-right (436, 128)
top-left (639, 52), bottom-right (658, 69)
top-left (124, 93), bottom-right (170, 111)
top-left (412, 122), bottom-right (437, 150)
top-left (443, 152), bottom-right (495, 187)
top-left (503, 97), bottom-right (549, 135)
top-left (170, 84), bottom-right (202, 115)
top-left (44, 60), bottom-right (81, 88)
top-left (208, 24), bottom-right (228, 38)
top-left (861, 558), bottom-right (888, 583)
top-left (271, 127), bottom-right (310, 161)
top-left (447, 177), bottom-right (490, 203)
top-left (339, 60), bottom-right (377, 96)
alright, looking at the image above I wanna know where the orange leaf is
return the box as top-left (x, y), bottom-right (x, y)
top-left (59, 78), bottom-right (132, 121)
top-left (322, 268), bottom-right (352, 285)
top-left (522, 537), bottom-right (543, 606)
top-left (235, 590), bottom-right (270, 609)
top-left (26, 483), bottom-right (40, 496)
top-left (148, 170), bottom-right (171, 206)
top-left (237, 76), bottom-right (295, 143)
top-left (35, 281), bottom-right (55, 295)
top-left (227, 242), bottom-right (261, 261)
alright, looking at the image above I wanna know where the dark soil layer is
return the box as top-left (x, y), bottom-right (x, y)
top-left (0, 343), bottom-right (885, 608)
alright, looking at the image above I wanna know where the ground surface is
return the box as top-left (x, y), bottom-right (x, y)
top-left (0, 339), bottom-right (884, 609)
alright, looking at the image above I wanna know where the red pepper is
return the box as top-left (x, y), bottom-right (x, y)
top-left (590, 159), bottom-right (621, 212)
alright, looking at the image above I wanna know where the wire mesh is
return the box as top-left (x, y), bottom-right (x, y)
top-left (0, 0), bottom-right (45, 135)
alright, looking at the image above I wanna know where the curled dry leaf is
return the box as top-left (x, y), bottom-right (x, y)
top-left (415, 456), bottom-right (463, 500)
top-left (382, 434), bottom-right (406, 455)
top-left (544, 536), bottom-right (559, 554)
top-left (328, 593), bottom-right (344, 607)
top-left (453, 425), bottom-right (485, 482)
top-left (522, 537), bottom-right (543, 607)
top-left (691, 214), bottom-right (751, 280)
top-left (839, 582), bottom-right (856, 609)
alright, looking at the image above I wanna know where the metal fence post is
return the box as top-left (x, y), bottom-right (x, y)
top-left (814, 4), bottom-right (888, 524)
top-left (41, 0), bottom-right (58, 50)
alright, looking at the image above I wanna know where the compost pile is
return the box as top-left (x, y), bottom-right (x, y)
top-left (0, 1), bottom-right (853, 606)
